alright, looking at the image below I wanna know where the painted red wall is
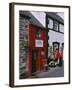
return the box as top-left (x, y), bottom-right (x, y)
top-left (28, 24), bottom-right (47, 75)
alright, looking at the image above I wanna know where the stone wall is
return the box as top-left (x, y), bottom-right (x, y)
top-left (19, 15), bottom-right (30, 79)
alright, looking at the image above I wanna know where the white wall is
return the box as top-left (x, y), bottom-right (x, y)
top-left (48, 17), bottom-right (64, 33)
top-left (48, 30), bottom-right (64, 46)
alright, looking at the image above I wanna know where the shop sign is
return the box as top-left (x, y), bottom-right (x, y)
top-left (35, 40), bottom-right (43, 47)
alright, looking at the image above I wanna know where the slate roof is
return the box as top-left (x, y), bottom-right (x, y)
top-left (20, 11), bottom-right (44, 28)
top-left (46, 12), bottom-right (64, 24)
top-left (20, 11), bottom-right (64, 28)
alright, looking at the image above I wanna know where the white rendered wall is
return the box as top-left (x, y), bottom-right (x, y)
top-left (48, 30), bottom-right (64, 46)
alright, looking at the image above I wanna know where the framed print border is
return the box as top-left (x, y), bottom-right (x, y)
top-left (9, 2), bottom-right (70, 87)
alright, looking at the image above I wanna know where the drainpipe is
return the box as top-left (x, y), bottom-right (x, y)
top-left (46, 14), bottom-right (49, 69)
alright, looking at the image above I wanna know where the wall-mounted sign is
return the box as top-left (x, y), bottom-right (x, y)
top-left (35, 40), bottom-right (43, 47)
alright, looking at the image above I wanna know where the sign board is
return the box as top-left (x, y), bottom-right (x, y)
top-left (35, 40), bottom-right (43, 47)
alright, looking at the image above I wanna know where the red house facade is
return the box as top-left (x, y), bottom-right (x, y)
top-left (19, 11), bottom-right (47, 78)
top-left (29, 24), bottom-right (47, 75)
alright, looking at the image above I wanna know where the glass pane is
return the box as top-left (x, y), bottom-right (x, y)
top-left (53, 20), bottom-right (58, 31)
top-left (48, 18), bottom-right (53, 29)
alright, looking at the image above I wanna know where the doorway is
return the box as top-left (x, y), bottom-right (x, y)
top-left (32, 50), bottom-right (38, 74)
top-left (53, 42), bottom-right (60, 53)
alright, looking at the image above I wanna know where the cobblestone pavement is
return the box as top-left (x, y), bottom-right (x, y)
top-left (35, 66), bottom-right (64, 78)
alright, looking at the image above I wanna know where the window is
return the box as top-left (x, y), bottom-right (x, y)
top-left (59, 24), bottom-right (64, 33)
top-left (53, 20), bottom-right (58, 31)
top-left (53, 42), bottom-right (60, 54)
top-left (36, 28), bottom-right (41, 38)
top-left (48, 18), bottom-right (53, 29)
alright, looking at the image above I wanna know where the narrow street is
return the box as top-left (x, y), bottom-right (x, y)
top-left (35, 66), bottom-right (64, 78)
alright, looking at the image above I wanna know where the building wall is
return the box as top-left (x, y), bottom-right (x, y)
top-left (29, 24), bottom-right (47, 75)
top-left (48, 17), bottom-right (64, 33)
top-left (19, 12), bottom-right (47, 77)
top-left (19, 15), bottom-right (30, 78)
top-left (48, 30), bottom-right (64, 46)
top-left (48, 16), bottom-right (64, 59)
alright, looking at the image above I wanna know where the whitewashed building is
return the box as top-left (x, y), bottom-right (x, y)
top-left (46, 12), bottom-right (64, 57)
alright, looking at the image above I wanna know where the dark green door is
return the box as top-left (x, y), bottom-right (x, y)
top-left (32, 50), bottom-right (38, 73)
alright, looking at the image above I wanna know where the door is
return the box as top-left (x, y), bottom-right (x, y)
top-left (53, 42), bottom-right (60, 54)
top-left (32, 50), bottom-right (38, 73)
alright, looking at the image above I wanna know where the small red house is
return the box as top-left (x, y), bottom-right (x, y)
top-left (19, 11), bottom-right (47, 77)
top-left (29, 24), bottom-right (47, 75)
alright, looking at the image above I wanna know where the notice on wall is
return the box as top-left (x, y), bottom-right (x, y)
top-left (35, 40), bottom-right (43, 47)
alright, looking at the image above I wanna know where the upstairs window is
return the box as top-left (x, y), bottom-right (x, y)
top-left (48, 18), bottom-right (53, 29)
top-left (53, 20), bottom-right (58, 31)
top-left (36, 28), bottom-right (41, 38)
top-left (59, 24), bottom-right (64, 33)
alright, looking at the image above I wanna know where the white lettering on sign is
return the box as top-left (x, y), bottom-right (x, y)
top-left (35, 40), bottom-right (43, 47)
